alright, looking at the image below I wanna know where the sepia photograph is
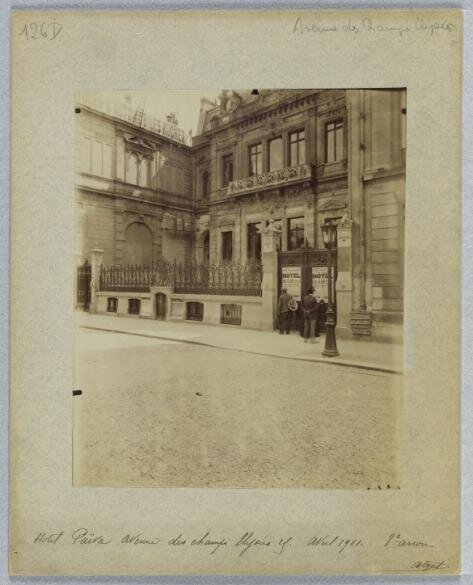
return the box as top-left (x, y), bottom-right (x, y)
top-left (9, 6), bottom-right (464, 576)
top-left (72, 88), bottom-right (405, 489)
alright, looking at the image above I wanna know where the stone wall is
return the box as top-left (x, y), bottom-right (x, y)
top-left (169, 293), bottom-right (263, 329)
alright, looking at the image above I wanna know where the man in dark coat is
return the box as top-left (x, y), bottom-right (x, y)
top-left (301, 287), bottom-right (319, 343)
top-left (277, 288), bottom-right (293, 334)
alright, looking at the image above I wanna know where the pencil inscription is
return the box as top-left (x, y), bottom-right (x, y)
top-left (18, 22), bottom-right (62, 41)
top-left (384, 533), bottom-right (435, 548)
top-left (292, 16), bottom-right (455, 37)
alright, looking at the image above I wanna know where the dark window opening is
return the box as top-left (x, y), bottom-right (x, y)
top-left (128, 298), bottom-right (141, 315)
top-left (288, 217), bottom-right (305, 250)
top-left (186, 302), bottom-right (204, 321)
top-left (221, 231), bottom-right (233, 261)
top-left (268, 136), bottom-right (283, 171)
top-left (202, 170), bottom-right (210, 199)
top-left (220, 304), bottom-right (242, 326)
top-left (289, 129), bottom-right (306, 166)
top-left (247, 223), bottom-right (262, 261)
top-left (249, 143), bottom-right (263, 176)
top-left (325, 120), bottom-right (344, 163)
top-left (107, 297), bottom-right (118, 312)
top-left (203, 232), bottom-right (210, 265)
top-left (221, 153), bottom-right (234, 187)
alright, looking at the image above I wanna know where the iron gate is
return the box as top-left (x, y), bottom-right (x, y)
top-left (278, 244), bottom-right (337, 332)
top-left (76, 259), bottom-right (91, 311)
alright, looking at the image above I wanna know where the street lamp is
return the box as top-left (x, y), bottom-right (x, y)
top-left (320, 220), bottom-right (339, 357)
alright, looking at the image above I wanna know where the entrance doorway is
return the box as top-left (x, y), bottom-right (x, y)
top-left (278, 244), bottom-right (336, 332)
top-left (155, 293), bottom-right (167, 320)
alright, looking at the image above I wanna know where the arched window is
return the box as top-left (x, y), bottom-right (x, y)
top-left (124, 222), bottom-right (153, 265)
top-left (202, 171), bottom-right (210, 200)
top-left (127, 152), bottom-right (139, 185)
top-left (139, 157), bottom-right (150, 187)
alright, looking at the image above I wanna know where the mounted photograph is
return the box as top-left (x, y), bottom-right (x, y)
top-left (73, 88), bottom-right (405, 489)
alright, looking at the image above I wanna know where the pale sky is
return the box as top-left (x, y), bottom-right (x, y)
top-left (97, 90), bottom-right (221, 136)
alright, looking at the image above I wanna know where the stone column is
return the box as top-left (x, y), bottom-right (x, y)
top-left (89, 247), bottom-right (104, 314)
top-left (336, 219), bottom-right (353, 332)
top-left (260, 228), bottom-right (280, 331)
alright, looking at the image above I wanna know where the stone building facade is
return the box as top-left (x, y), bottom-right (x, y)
top-left (75, 97), bottom-right (194, 270)
top-left (75, 89), bottom-right (406, 336)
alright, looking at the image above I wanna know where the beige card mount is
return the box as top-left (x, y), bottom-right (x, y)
top-left (10, 9), bottom-right (461, 576)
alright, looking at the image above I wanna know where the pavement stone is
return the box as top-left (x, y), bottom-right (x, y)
top-left (76, 312), bottom-right (403, 374)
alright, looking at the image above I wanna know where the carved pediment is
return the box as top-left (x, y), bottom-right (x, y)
top-left (318, 196), bottom-right (347, 212)
top-left (123, 133), bottom-right (155, 152)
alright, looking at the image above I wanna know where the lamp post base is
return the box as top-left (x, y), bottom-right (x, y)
top-left (322, 347), bottom-right (340, 357)
top-left (322, 312), bottom-right (339, 357)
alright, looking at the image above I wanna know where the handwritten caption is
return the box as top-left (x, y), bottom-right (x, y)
top-left (29, 528), bottom-right (447, 569)
top-left (18, 22), bottom-right (62, 41)
top-left (292, 16), bottom-right (455, 38)
top-left (34, 529), bottom-right (359, 556)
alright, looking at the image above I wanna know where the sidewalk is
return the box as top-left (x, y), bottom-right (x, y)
top-left (76, 312), bottom-right (403, 374)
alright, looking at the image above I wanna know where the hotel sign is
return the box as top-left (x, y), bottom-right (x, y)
top-left (282, 266), bottom-right (302, 301)
top-left (312, 267), bottom-right (328, 302)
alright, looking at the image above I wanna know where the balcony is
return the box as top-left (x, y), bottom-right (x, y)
top-left (226, 163), bottom-right (313, 197)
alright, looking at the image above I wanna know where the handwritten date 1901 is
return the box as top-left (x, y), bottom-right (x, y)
top-left (18, 22), bottom-right (62, 41)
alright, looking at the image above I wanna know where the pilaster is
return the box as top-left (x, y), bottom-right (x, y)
top-left (260, 229), bottom-right (280, 331)
top-left (89, 247), bottom-right (104, 314)
top-left (336, 220), bottom-right (352, 331)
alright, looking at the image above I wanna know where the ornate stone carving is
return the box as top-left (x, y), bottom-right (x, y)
top-left (264, 218), bottom-right (282, 234)
top-left (338, 205), bottom-right (353, 227)
top-left (263, 116), bottom-right (284, 134)
top-left (227, 164), bottom-right (312, 196)
top-left (218, 90), bottom-right (242, 114)
top-left (123, 132), bottom-right (155, 153)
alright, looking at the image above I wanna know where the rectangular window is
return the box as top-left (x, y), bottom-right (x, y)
top-left (289, 129), bottom-right (306, 166)
top-left (186, 302), bottom-right (204, 322)
top-left (268, 136), bottom-right (283, 171)
top-left (325, 120), bottom-right (344, 163)
top-left (128, 298), bottom-right (141, 315)
top-left (249, 143), bottom-right (263, 176)
top-left (221, 153), bottom-right (234, 187)
top-left (288, 217), bottom-right (305, 250)
top-left (220, 304), bottom-right (242, 326)
top-left (107, 297), bottom-right (118, 312)
top-left (221, 231), bottom-right (233, 261)
top-left (247, 223), bottom-right (262, 261)
top-left (202, 171), bottom-right (210, 199)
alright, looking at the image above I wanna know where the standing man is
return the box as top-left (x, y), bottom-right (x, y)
top-left (277, 288), bottom-right (293, 335)
top-left (301, 287), bottom-right (319, 343)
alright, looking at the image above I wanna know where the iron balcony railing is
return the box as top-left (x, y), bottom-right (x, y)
top-left (99, 260), bottom-right (263, 297)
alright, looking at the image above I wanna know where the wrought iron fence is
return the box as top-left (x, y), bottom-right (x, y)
top-left (99, 260), bottom-right (263, 296)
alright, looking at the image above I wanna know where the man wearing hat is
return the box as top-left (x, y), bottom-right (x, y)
top-left (277, 287), bottom-right (295, 335)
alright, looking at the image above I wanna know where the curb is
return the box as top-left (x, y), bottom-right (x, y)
top-left (80, 325), bottom-right (402, 375)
